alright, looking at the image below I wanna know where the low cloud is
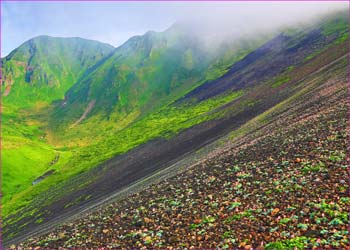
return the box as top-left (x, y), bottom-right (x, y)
top-left (166, 2), bottom-right (347, 48)
top-left (2, 1), bottom-right (347, 56)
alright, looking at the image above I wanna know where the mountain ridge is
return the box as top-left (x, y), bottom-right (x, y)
top-left (2, 36), bottom-right (114, 107)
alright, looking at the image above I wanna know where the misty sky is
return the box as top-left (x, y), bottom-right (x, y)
top-left (1, 1), bottom-right (348, 57)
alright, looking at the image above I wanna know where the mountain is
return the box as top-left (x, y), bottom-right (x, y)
top-left (2, 36), bottom-right (114, 107)
top-left (44, 24), bottom-right (271, 149)
top-left (49, 24), bottom-right (270, 135)
top-left (2, 10), bottom-right (349, 247)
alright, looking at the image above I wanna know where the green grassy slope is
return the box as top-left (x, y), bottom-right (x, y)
top-left (3, 89), bottom-right (244, 217)
top-left (2, 104), bottom-right (55, 203)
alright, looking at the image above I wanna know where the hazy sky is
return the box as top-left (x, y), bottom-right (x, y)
top-left (1, 1), bottom-right (348, 56)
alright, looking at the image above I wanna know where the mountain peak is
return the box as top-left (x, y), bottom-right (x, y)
top-left (2, 36), bottom-right (114, 106)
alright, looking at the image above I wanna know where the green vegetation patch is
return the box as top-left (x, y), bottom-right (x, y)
top-left (272, 75), bottom-right (291, 88)
top-left (265, 237), bottom-right (311, 250)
